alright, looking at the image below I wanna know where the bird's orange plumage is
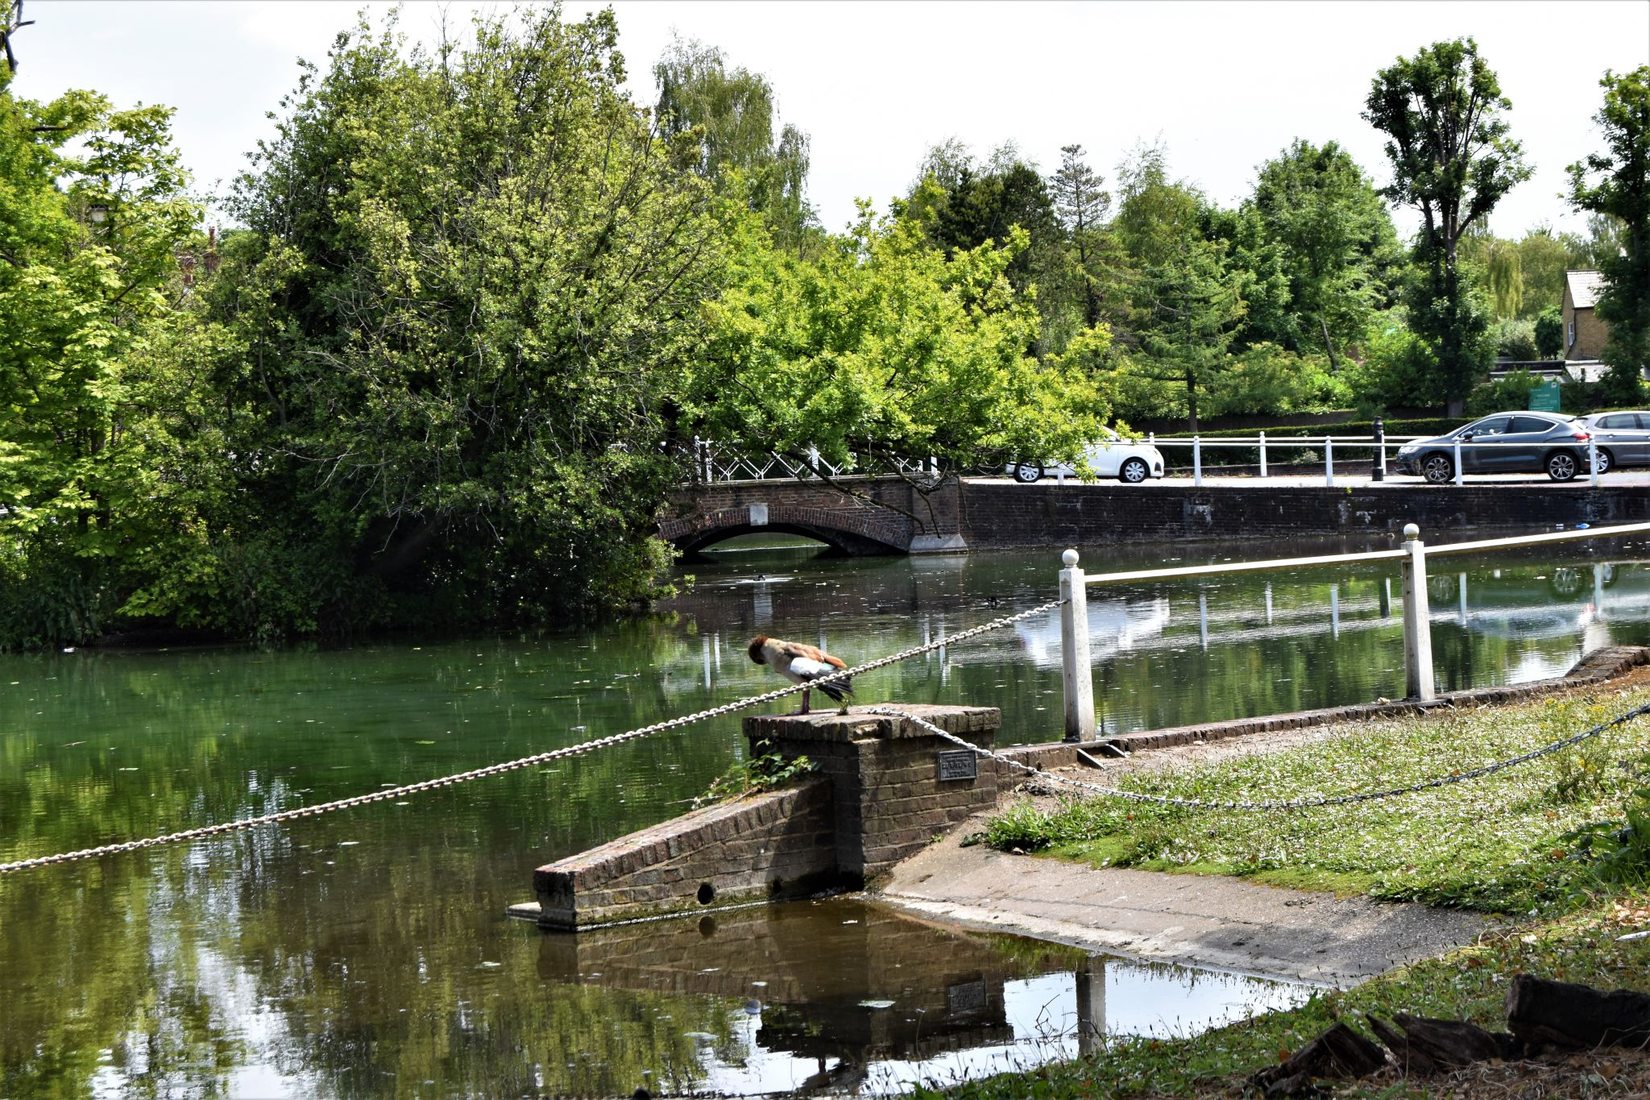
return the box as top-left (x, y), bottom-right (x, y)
top-left (748, 635), bottom-right (852, 713)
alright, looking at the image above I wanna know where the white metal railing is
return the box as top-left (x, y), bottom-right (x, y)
top-left (1055, 520), bottom-right (1650, 741)
top-left (686, 438), bottom-right (937, 483)
top-left (1144, 432), bottom-right (1603, 489)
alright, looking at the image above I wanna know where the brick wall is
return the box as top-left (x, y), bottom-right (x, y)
top-left (746, 705), bottom-right (1000, 880)
top-left (531, 705), bottom-right (1000, 929)
top-left (959, 482), bottom-right (1650, 548)
top-left (533, 779), bottom-right (840, 930)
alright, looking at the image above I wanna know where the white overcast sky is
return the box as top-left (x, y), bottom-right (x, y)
top-left (13, 1), bottom-right (1650, 238)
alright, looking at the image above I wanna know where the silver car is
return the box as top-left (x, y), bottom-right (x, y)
top-left (1578, 411), bottom-right (1650, 474)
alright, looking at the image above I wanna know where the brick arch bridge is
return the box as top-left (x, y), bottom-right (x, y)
top-left (658, 476), bottom-right (967, 556)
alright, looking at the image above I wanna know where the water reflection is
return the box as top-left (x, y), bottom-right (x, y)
top-left (5, 536), bottom-right (1650, 1097)
top-left (536, 898), bottom-right (1309, 1096)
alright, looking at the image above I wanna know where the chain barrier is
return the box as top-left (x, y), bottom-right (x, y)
top-left (0, 598), bottom-right (1065, 877)
top-left (870, 698), bottom-right (1650, 813)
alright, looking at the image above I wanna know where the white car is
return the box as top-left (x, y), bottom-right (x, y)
top-left (1007, 428), bottom-right (1166, 484)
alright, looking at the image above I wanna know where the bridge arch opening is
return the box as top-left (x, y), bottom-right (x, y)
top-left (676, 523), bottom-right (901, 561)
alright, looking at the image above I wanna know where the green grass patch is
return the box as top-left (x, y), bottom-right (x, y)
top-left (983, 687), bottom-right (1650, 915)
top-left (933, 684), bottom-right (1650, 1097)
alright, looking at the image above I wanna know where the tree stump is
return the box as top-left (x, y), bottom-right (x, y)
top-left (1506, 973), bottom-right (1650, 1050)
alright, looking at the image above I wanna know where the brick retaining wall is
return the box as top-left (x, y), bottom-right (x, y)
top-left (960, 482), bottom-right (1650, 548)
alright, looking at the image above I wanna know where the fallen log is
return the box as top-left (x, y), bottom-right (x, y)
top-left (1506, 973), bottom-right (1650, 1050)
top-left (1249, 1021), bottom-right (1387, 1095)
top-left (1366, 1012), bottom-right (1516, 1074)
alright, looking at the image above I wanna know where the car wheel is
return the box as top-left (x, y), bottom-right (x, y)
top-left (1550, 567), bottom-right (1584, 597)
top-left (1012, 463), bottom-right (1043, 483)
top-left (1118, 457), bottom-right (1150, 484)
top-left (1421, 453), bottom-right (1453, 484)
top-left (1591, 448), bottom-right (1614, 475)
top-left (1546, 451), bottom-right (1579, 481)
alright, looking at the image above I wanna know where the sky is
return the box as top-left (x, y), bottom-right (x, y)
top-left (12, 0), bottom-right (1650, 239)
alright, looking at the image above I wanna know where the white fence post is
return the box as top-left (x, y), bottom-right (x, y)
top-left (1193, 436), bottom-right (1203, 486)
top-left (1400, 523), bottom-right (1436, 701)
top-left (1324, 436), bottom-right (1334, 487)
top-left (1590, 439), bottom-right (1600, 487)
top-left (1059, 548), bottom-right (1095, 743)
top-left (1258, 431), bottom-right (1268, 478)
top-left (1453, 439), bottom-right (1465, 485)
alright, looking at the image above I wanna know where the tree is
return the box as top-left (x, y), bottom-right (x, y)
top-left (653, 35), bottom-right (814, 249)
top-left (1049, 143), bottom-right (1117, 331)
top-left (0, 9), bottom-right (201, 646)
top-left (1111, 145), bottom-right (1245, 431)
top-left (1364, 38), bottom-right (1531, 407)
top-left (686, 184), bottom-right (1108, 491)
top-left (1236, 139), bottom-right (1402, 368)
top-left (199, 8), bottom-right (733, 639)
top-left (1568, 66), bottom-right (1650, 403)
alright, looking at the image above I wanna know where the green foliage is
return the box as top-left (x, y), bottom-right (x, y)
top-left (693, 751), bottom-right (816, 807)
top-left (653, 34), bottom-right (815, 250)
top-left (1341, 315), bottom-right (1438, 412)
top-left (1465, 368), bottom-right (1537, 417)
top-left (688, 185), bottom-right (1107, 478)
top-left (1493, 317), bottom-right (1539, 361)
top-left (0, 43), bottom-right (202, 648)
top-left (1231, 139), bottom-right (1402, 368)
top-left (195, 8), bottom-right (731, 637)
top-left (1535, 305), bottom-right (1565, 358)
top-left (1112, 147), bottom-right (1246, 430)
top-left (1202, 344), bottom-right (1350, 417)
top-left (1365, 38), bottom-right (1532, 402)
top-left (1562, 785), bottom-right (1650, 887)
top-left (1569, 66), bottom-right (1650, 404)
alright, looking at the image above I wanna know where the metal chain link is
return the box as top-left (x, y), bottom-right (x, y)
top-left (0, 597), bottom-right (1064, 877)
top-left (871, 698), bottom-right (1650, 813)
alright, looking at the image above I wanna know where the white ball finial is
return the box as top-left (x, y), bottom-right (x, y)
top-left (1062, 548), bottom-right (1079, 568)
top-left (1403, 523), bottom-right (1420, 540)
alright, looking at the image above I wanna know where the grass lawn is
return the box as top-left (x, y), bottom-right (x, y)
top-left (917, 677), bottom-right (1650, 1098)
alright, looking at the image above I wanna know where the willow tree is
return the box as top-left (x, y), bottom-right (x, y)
top-left (653, 35), bottom-right (814, 250)
top-left (204, 8), bottom-right (734, 637)
top-left (1364, 38), bottom-right (1530, 407)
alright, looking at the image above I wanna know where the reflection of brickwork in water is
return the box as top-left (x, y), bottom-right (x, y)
top-left (535, 901), bottom-right (1087, 1060)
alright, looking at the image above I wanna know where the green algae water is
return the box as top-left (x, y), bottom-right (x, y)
top-left (4, 535), bottom-right (1650, 1097)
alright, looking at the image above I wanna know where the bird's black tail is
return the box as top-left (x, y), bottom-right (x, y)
top-left (814, 676), bottom-right (853, 703)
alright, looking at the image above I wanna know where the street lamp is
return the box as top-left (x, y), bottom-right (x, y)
top-left (87, 203), bottom-right (108, 225)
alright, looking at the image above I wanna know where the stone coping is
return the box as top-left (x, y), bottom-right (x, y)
top-left (746, 704), bottom-right (1000, 744)
top-left (1002, 645), bottom-right (1650, 770)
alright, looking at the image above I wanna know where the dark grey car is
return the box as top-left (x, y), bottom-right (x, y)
top-left (1391, 411), bottom-right (1593, 483)
top-left (1578, 411), bottom-right (1650, 474)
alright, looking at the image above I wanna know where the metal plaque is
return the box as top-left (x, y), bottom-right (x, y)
top-left (937, 749), bottom-right (977, 782)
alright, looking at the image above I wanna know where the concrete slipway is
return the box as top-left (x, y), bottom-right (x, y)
top-left (869, 648), bottom-right (1650, 985)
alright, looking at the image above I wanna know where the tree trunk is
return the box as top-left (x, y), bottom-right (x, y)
top-left (1506, 974), bottom-right (1650, 1050)
top-left (1319, 314), bottom-right (1340, 372)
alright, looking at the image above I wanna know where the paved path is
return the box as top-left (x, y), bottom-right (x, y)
top-left (873, 819), bottom-right (1493, 988)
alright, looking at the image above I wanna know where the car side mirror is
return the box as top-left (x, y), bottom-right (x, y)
top-left (1459, 431), bottom-right (1475, 441)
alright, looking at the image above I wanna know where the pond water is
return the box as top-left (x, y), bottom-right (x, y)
top-left (4, 531), bottom-right (1650, 1097)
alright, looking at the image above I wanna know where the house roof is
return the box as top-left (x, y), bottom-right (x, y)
top-left (1567, 269), bottom-right (1608, 309)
